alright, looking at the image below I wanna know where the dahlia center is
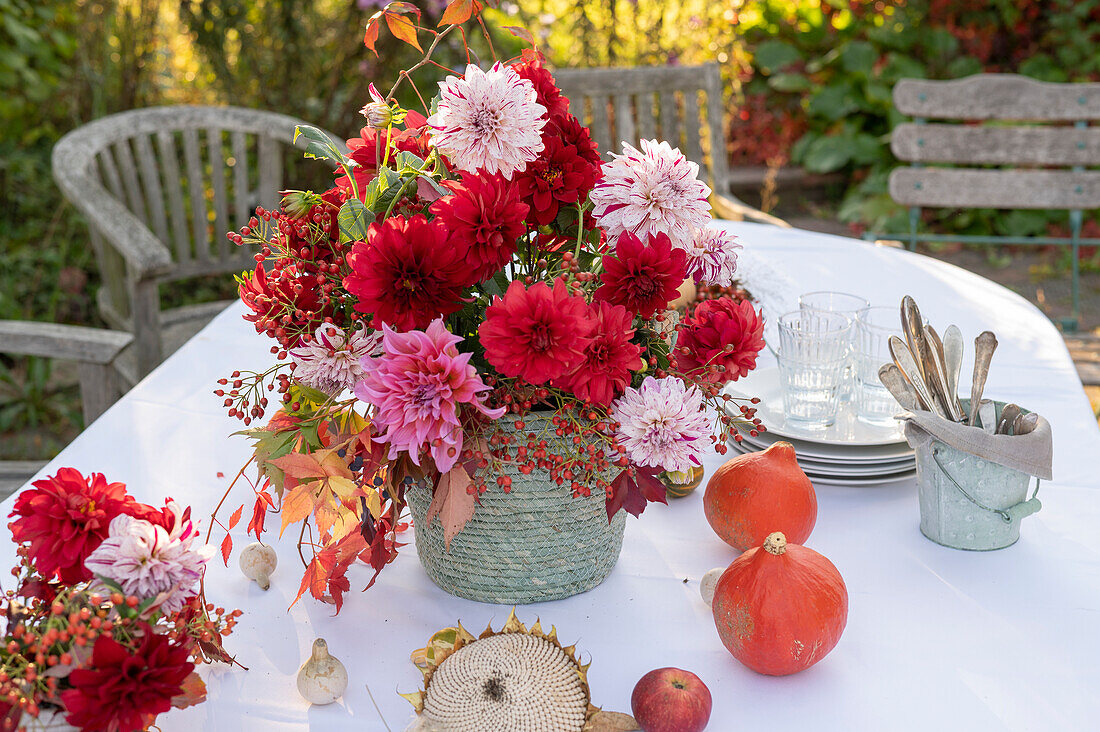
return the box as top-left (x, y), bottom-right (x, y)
top-left (471, 106), bottom-right (503, 137)
top-left (529, 324), bottom-right (554, 351)
top-left (630, 272), bottom-right (659, 297)
top-left (539, 167), bottom-right (563, 186)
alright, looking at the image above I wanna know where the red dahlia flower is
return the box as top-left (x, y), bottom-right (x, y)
top-left (594, 231), bottom-right (688, 318)
top-left (676, 297), bottom-right (766, 383)
top-left (430, 171), bottom-right (530, 283)
top-left (516, 131), bottom-right (601, 227)
top-left (511, 49), bottom-right (570, 120)
top-left (557, 301), bottom-right (642, 405)
top-left (344, 214), bottom-right (473, 330)
top-left (479, 279), bottom-right (593, 384)
top-left (61, 628), bottom-right (194, 732)
top-left (8, 468), bottom-right (135, 584)
top-left (549, 112), bottom-right (602, 168)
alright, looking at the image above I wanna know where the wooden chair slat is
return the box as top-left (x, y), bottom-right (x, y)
top-left (588, 94), bottom-right (614, 159)
top-left (705, 68), bottom-right (731, 193)
top-left (181, 128), bottom-right (209, 262)
top-left (113, 139), bottom-right (148, 224)
top-left (555, 65), bottom-right (712, 95)
top-left (658, 89), bottom-right (680, 149)
top-left (894, 75), bottom-right (1100, 121)
top-left (636, 91), bottom-right (656, 142)
top-left (888, 168), bottom-right (1100, 209)
top-left (134, 134), bottom-right (170, 246)
top-left (682, 88), bottom-right (704, 170)
top-left (612, 94), bottom-right (635, 154)
top-left (155, 131), bottom-right (191, 262)
top-left (892, 123), bottom-right (1100, 166)
top-left (97, 149), bottom-right (125, 202)
top-left (257, 135), bottom-right (283, 211)
top-left (231, 130), bottom-right (250, 233)
top-left (207, 128), bottom-right (230, 263)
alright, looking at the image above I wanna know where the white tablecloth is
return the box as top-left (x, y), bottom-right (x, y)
top-left (4, 222), bottom-right (1099, 731)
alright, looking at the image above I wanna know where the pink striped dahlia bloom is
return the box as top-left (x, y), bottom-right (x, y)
top-left (683, 226), bottom-right (742, 287)
top-left (354, 320), bottom-right (505, 473)
top-left (611, 376), bottom-right (709, 473)
top-left (590, 139), bottom-right (712, 247)
top-left (427, 63), bottom-right (547, 178)
top-left (289, 323), bottom-right (381, 396)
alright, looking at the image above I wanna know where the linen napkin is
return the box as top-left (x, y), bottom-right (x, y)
top-left (901, 406), bottom-right (1053, 481)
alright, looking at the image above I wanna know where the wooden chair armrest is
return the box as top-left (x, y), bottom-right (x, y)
top-left (0, 321), bottom-right (133, 365)
top-left (711, 192), bottom-right (791, 228)
top-left (52, 136), bottom-right (174, 279)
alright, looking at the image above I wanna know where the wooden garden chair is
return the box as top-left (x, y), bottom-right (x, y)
top-left (51, 106), bottom-right (345, 381)
top-left (554, 63), bottom-right (790, 228)
top-left (880, 74), bottom-right (1100, 331)
top-left (0, 321), bottom-right (131, 497)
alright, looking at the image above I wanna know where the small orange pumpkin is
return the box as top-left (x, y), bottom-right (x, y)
top-left (703, 441), bottom-right (817, 551)
top-left (711, 532), bottom-right (847, 676)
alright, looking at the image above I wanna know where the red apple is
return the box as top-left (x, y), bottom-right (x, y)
top-left (630, 667), bottom-right (712, 732)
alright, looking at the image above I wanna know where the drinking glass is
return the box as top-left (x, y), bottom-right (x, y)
top-left (776, 310), bottom-right (852, 428)
top-left (798, 292), bottom-right (870, 403)
top-left (854, 306), bottom-right (905, 426)
top-left (777, 351), bottom-right (849, 428)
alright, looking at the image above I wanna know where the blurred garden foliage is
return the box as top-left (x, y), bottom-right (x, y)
top-left (2, 0), bottom-right (1100, 446)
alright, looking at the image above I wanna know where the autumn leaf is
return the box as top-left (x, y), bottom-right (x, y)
top-left (328, 510), bottom-right (361, 544)
top-left (227, 504), bottom-right (243, 530)
top-left (606, 466), bottom-right (668, 522)
top-left (279, 482), bottom-right (318, 536)
top-left (314, 503), bottom-right (341, 539)
top-left (425, 465), bottom-right (476, 550)
top-left (328, 475), bottom-right (359, 500)
top-left (385, 10), bottom-right (422, 52)
top-left (440, 0), bottom-right (483, 26)
top-left (502, 25), bottom-right (534, 44)
top-left (292, 551), bottom-right (335, 608)
top-left (220, 534), bottom-right (233, 567)
top-left (363, 16), bottom-right (380, 54)
top-left (269, 453), bottom-right (327, 480)
top-left (362, 486), bottom-right (382, 519)
top-left (248, 490), bottom-right (272, 540)
top-left (171, 672), bottom-right (208, 710)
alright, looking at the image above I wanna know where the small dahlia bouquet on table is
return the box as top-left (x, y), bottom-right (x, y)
top-left (213, 1), bottom-right (766, 606)
top-left (0, 469), bottom-right (239, 732)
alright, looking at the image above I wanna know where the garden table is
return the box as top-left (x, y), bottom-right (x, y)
top-left (4, 222), bottom-right (1098, 731)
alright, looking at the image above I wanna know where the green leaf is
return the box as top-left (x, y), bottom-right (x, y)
top-left (754, 40), bottom-right (801, 73)
top-left (945, 56), bottom-right (983, 79)
top-left (393, 151), bottom-right (426, 170)
top-left (338, 198), bottom-right (371, 243)
top-left (482, 269), bottom-right (511, 298)
top-left (801, 135), bottom-right (853, 173)
top-left (841, 41), bottom-right (877, 75)
top-left (808, 84), bottom-right (859, 121)
top-left (293, 124), bottom-right (347, 166)
top-left (768, 73), bottom-right (813, 93)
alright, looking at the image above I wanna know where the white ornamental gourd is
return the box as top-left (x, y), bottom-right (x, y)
top-left (297, 638), bottom-right (348, 705)
top-left (402, 610), bottom-right (620, 732)
top-left (238, 542), bottom-right (277, 590)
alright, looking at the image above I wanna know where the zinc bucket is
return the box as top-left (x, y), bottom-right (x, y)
top-left (915, 432), bottom-right (1042, 551)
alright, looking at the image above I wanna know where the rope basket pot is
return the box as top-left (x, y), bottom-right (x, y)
top-left (406, 413), bottom-right (626, 604)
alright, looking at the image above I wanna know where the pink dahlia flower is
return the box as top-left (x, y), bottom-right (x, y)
top-left (590, 139), bottom-right (712, 248)
top-left (611, 376), bottom-right (709, 473)
top-left (289, 323), bottom-right (381, 396)
top-left (84, 501), bottom-right (214, 614)
top-left (354, 319), bottom-right (504, 473)
top-left (683, 226), bottom-right (742, 287)
top-left (427, 63), bottom-right (547, 178)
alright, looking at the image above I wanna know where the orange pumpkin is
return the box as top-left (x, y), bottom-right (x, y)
top-left (712, 532), bottom-right (847, 676)
top-left (703, 441), bottom-right (817, 551)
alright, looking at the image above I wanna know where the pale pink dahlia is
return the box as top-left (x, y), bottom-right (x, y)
top-left (590, 139), bottom-right (712, 247)
top-left (354, 319), bottom-right (505, 473)
top-left (427, 63), bottom-right (547, 178)
top-left (611, 376), bottom-right (709, 473)
top-left (84, 502), bottom-right (214, 614)
top-left (682, 226), bottom-right (742, 287)
top-left (289, 323), bottom-right (381, 396)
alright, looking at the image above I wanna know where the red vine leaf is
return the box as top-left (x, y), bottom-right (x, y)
top-left (606, 466), bottom-right (668, 522)
top-left (440, 0), bottom-right (483, 27)
top-left (171, 672), bottom-right (208, 710)
top-left (364, 18), bottom-right (381, 55)
top-left (385, 10), bottom-right (422, 52)
top-left (227, 504), bottom-right (243, 531)
top-left (388, 1), bottom-right (422, 17)
top-left (269, 453), bottom-right (326, 480)
top-left (502, 25), bottom-right (534, 44)
top-left (424, 465), bottom-right (475, 550)
top-left (248, 490), bottom-right (272, 540)
top-left (219, 534), bottom-right (233, 567)
top-left (292, 550), bottom-right (335, 608)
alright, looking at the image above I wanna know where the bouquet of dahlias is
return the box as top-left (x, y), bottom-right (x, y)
top-left (1, 469), bottom-right (239, 731)
top-left (213, 2), bottom-right (766, 609)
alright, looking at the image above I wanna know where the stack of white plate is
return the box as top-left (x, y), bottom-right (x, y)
top-left (723, 369), bottom-right (915, 486)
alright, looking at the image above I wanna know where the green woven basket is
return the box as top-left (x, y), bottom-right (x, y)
top-left (406, 414), bottom-right (627, 604)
